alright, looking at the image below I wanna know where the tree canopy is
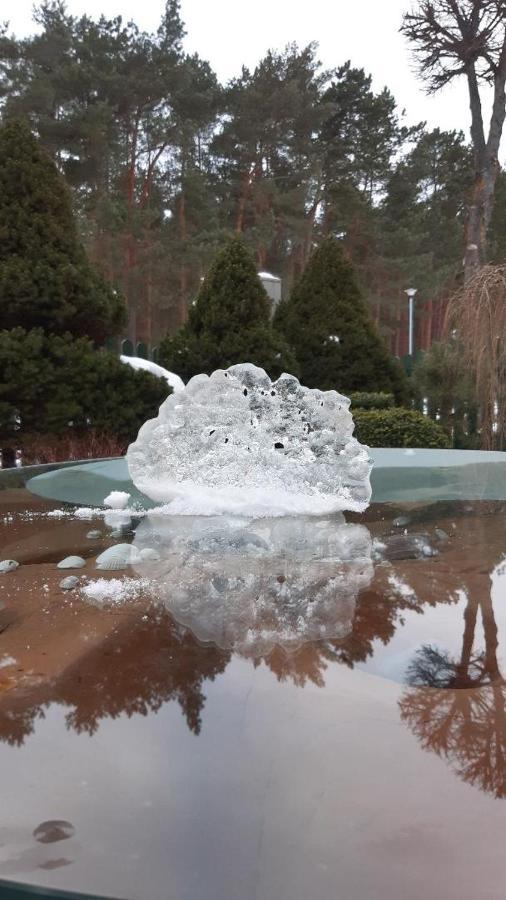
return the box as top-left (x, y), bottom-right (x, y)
top-left (0, 2), bottom-right (483, 352)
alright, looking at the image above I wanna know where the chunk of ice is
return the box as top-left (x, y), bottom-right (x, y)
top-left (104, 491), bottom-right (131, 510)
top-left (127, 363), bottom-right (372, 517)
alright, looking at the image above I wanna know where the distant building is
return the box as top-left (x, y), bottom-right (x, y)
top-left (259, 272), bottom-right (282, 315)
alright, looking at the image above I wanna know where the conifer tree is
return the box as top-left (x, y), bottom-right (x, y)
top-left (160, 237), bottom-right (297, 380)
top-left (275, 238), bottom-right (408, 401)
top-left (0, 328), bottom-right (167, 444)
top-left (0, 119), bottom-right (125, 341)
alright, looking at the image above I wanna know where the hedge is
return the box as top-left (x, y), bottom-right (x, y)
top-left (349, 392), bottom-right (395, 410)
top-left (353, 407), bottom-right (451, 449)
top-left (0, 328), bottom-right (169, 447)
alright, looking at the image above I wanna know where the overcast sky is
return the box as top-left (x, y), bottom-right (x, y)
top-left (8, 0), bottom-right (491, 141)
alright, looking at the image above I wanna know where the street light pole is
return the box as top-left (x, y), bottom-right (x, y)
top-left (404, 288), bottom-right (418, 356)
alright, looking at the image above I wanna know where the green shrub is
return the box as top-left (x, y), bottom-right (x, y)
top-left (0, 328), bottom-right (168, 446)
top-left (349, 392), bottom-right (395, 410)
top-left (353, 407), bottom-right (451, 449)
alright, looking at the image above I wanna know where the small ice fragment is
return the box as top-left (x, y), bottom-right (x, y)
top-left (57, 556), bottom-right (86, 569)
top-left (139, 547), bottom-right (161, 562)
top-left (0, 655), bottom-right (16, 669)
top-left (0, 560), bottom-right (19, 574)
top-left (86, 530), bottom-right (102, 540)
top-left (104, 491), bottom-right (131, 510)
top-left (60, 576), bottom-right (80, 590)
top-left (95, 543), bottom-right (141, 570)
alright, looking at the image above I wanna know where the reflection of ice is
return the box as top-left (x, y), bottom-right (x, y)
top-left (104, 510), bottom-right (132, 531)
top-left (133, 515), bottom-right (373, 656)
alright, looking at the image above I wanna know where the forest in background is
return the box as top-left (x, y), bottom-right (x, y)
top-left (2, 0), bottom-right (505, 355)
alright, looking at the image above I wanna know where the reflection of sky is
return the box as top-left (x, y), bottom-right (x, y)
top-left (357, 599), bottom-right (470, 683)
top-left (1, 659), bottom-right (506, 900)
top-left (491, 557), bottom-right (506, 610)
top-left (361, 556), bottom-right (506, 684)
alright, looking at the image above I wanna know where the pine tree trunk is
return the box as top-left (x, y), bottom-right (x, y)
top-left (125, 114), bottom-right (140, 344)
top-left (426, 298), bottom-right (433, 351)
top-left (178, 190), bottom-right (188, 326)
top-left (457, 595), bottom-right (479, 687)
top-left (480, 592), bottom-right (501, 683)
top-left (464, 55), bottom-right (506, 282)
top-left (464, 161), bottom-right (500, 282)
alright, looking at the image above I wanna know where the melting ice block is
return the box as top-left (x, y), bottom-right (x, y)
top-left (127, 363), bottom-right (372, 517)
top-left (133, 514), bottom-right (373, 656)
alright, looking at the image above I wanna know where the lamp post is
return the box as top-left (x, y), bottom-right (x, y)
top-left (404, 288), bottom-right (418, 356)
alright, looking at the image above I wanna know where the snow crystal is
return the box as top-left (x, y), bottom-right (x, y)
top-left (81, 577), bottom-right (152, 606)
top-left (74, 507), bottom-right (102, 520)
top-left (127, 363), bottom-right (372, 517)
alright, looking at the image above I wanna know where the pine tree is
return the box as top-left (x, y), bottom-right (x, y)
top-left (159, 237), bottom-right (298, 380)
top-left (275, 238), bottom-right (408, 401)
top-left (0, 119), bottom-right (125, 341)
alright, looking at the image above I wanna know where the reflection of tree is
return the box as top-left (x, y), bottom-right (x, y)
top-left (265, 510), bottom-right (506, 692)
top-left (260, 586), bottom-right (424, 687)
top-left (0, 613), bottom-right (230, 746)
top-left (399, 583), bottom-right (506, 798)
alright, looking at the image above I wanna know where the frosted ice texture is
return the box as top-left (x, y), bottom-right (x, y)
top-left (133, 514), bottom-right (373, 656)
top-left (127, 363), bottom-right (372, 517)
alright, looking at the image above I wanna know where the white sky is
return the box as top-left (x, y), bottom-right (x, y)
top-left (6, 0), bottom-right (494, 143)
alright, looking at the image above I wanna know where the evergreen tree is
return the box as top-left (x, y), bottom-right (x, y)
top-left (275, 238), bottom-right (408, 400)
top-left (0, 119), bottom-right (125, 340)
top-left (159, 237), bottom-right (297, 380)
top-left (0, 328), bottom-right (167, 444)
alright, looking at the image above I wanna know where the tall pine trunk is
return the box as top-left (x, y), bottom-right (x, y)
top-left (464, 54), bottom-right (506, 282)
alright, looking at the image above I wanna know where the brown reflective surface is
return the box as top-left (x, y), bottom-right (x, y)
top-left (0, 489), bottom-right (506, 899)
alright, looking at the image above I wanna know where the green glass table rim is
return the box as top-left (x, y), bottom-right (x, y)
top-left (0, 879), bottom-right (124, 899)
